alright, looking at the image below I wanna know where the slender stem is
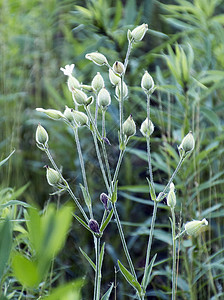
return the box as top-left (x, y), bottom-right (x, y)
top-left (73, 127), bottom-right (93, 218)
top-left (171, 208), bottom-right (177, 300)
top-left (95, 93), bottom-right (99, 125)
top-left (91, 131), bottom-right (110, 193)
top-left (44, 146), bottom-right (89, 223)
top-left (94, 237), bottom-right (101, 300)
top-left (112, 150), bottom-right (125, 186)
top-left (85, 106), bottom-right (102, 141)
top-left (102, 110), bottom-right (112, 183)
top-left (112, 203), bottom-right (137, 279)
top-left (141, 201), bottom-right (158, 288)
top-left (119, 75), bottom-right (124, 144)
top-left (146, 93), bottom-right (154, 188)
top-left (124, 41), bottom-right (133, 72)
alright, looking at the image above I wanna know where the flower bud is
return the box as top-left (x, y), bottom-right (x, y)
top-left (115, 81), bottom-right (128, 99)
top-left (60, 64), bottom-right (75, 76)
top-left (36, 108), bottom-right (64, 120)
top-left (123, 115), bottom-right (136, 137)
top-left (85, 52), bottom-right (108, 66)
top-left (36, 124), bottom-right (49, 145)
top-left (92, 72), bottom-right (104, 92)
top-left (67, 75), bottom-right (80, 91)
top-left (45, 165), bottom-right (60, 186)
top-left (140, 118), bottom-right (154, 137)
top-left (131, 23), bottom-right (148, 42)
top-left (72, 89), bottom-right (88, 106)
top-left (167, 182), bottom-right (176, 208)
top-left (185, 218), bottom-right (208, 236)
top-left (63, 106), bottom-right (74, 122)
top-left (100, 193), bottom-right (109, 211)
top-left (109, 68), bottom-right (121, 86)
top-left (98, 88), bottom-right (111, 108)
top-left (141, 71), bottom-right (154, 92)
top-left (178, 131), bottom-right (195, 155)
top-left (113, 61), bottom-right (125, 75)
top-left (89, 219), bottom-right (100, 234)
top-left (72, 111), bottom-right (88, 126)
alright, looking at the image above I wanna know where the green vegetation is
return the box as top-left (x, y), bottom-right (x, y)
top-left (0, 0), bottom-right (224, 299)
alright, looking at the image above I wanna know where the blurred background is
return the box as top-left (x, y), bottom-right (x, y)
top-left (0, 0), bottom-right (224, 299)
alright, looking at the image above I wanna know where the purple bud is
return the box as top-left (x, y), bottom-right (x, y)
top-left (100, 193), bottom-right (109, 210)
top-left (102, 137), bottom-right (111, 145)
top-left (89, 219), bottom-right (100, 234)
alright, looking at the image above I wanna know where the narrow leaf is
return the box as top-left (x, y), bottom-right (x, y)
top-left (111, 181), bottom-right (118, 203)
top-left (142, 254), bottom-right (157, 290)
top-left (73, 214), bottom-right (92, 233)
top-left (101, 283), bottom-right (114, 300)
top-left (79, 247), bottom-right (96, 271)
top-left (0, 149), bottom-right (15, 167)
top-left (100, 210), bottom-right (113, 232)
top-left (80, 184), bottom-right (91, 208)
top-left (99, 242), bottom-right (105, 271)
top-left (118, 260), bottom-right (141, 294)
top-left (146, 178), bottom-right (156, 201)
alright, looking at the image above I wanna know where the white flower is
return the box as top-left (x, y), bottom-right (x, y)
top-left (60, 64), bottom-right (75, 76)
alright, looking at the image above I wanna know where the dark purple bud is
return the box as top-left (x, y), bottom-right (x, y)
top-left (102, 137), bottom-right (111, 145)
top-left (89, 219), bottom-right (100, 234)
top-left (100, 193), bottom-right (109, 210)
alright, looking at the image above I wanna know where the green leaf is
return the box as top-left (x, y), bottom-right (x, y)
top-left (0, 219), bottom-right (12, 280)
top-left (43, 279), bottom-right (84, 300)
top-left (142, 254), bottom-right (157, 291)
top-left (0, 149), bottom-right (15, 167)
top-left (99, 242), bottom-right (105, 271)
top-left (12, 254), bottom-right (39, 288)
top-left (101, 283), bottom-right (114, 300)
top-left (200, 106), bottom-right (221, 130)
top-left (80, 183), bottom-right (91, 209)
top-left (100, 210), bottom-right (113, 232)
top-left (111, 181), bottom-right (118, 204)
top-left (79, 247), bottom-right (96, 271)
top-left (146, 178), bottom-right (156, 201)
top-left (117, 260), bottom-right (142, 294)
top-left (0, 200), bottom-right (31, 209)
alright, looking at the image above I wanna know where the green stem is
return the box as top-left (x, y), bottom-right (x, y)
top-left (112, 149), bottom-right (125, 190)
top-left (44, 146), bottom-right (89, 223)
top-left (124, 41), bottom-right (133, 72)
top-left (146, 94), bottom-right (154, 188)
top-left (171, 208), bottom-right (177, 300)
top-left (73, 127), bottom-right (93, 218)
top-left (102, 110), bottom-right (112, 183)
top-left (94, 237), bottom-right (101, 300)
top-left (112, 203), bottom-right (136, 279)
top-left (141, 200), bottom-right (158, 288)
top-left (119, 75), bottom-right (124, 144)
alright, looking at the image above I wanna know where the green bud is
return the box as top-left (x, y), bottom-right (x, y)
top-left (85, 52), bottom-right (108, 66)
top-left (98, 88), bottom-right (111, 108)
top-left (178, 131), bottom-right (195, 155)
top-left (72, 111), bottom-right (88, 126)
top-left (113, 61), bottom-right (125, 75)
top-left (92, 72), bottom-right (104, 92)
top-left (131, 23), bottom-right (148, 42)
top-left (67, 75), bottom-right (80, 91)
top-left (63, 106), bottom-right (74, 122)
top-left (36, 108), bottom-right (64, 120)
top-left (185, 218), bottom-right (208, 236)
top-left (109, 68), bottom-right (121, 86)
top-left (45, 166), bottom-right (60, 186)
top-left (123, 115), bottom-right (136, 137)
top-left (115, 81), bottom-right (128, 99)
top-left (72, 89), bottom-right (88, 106)
top-left (36, 124), bottom-right (49, 145)
top-left (167, 182), bottom-right (176, 208)
top-left (140, 118), bottom-right (154, 137)
top-left (141, 71), bottom-right (154, 92)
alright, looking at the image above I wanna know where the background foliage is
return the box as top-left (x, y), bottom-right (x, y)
top-left (0, 0), bottom-right (224, 299)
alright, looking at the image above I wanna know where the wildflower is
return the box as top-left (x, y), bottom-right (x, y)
top-left (115, 81), bottom-right (128, 99)
top-left (130, 23), bottom-right (148, 42)
top-left (98, 88), bottom-right (111, 108)
top-left (140, 118), bottom-right (154, 137)
top-left (60, 64), bottom-right (75, 76)
top-left (167, 182), bottom-right (176, 208)
top-left (100, 193), bottom-right (109, 211)
top-left (36, 124), bottom-right (49, 145)
top-left (72, 89), bottom-right (88, 106)
top-left (72, 111), bottom-right (88, 126)
top-left (109, 68), bottom-right (121, 86)
top-left (85, 52), bottom-right (108, 66)
top-left (92, 72), bottom-right (104, 92)
top-left (45, 165), bottom-right (60, 186)
top-left (185, 218), bottom-right (208, 236)
top-left (123, 115), bottom-right (136, 137)
top-left (36, 108), bottom-right (64, 120)
top-left (113, 61), bottom-right (125, 75)
top-left (89, 219), bottom-right (100, 234)
top-left (60, 64), bottom-right (80, 91)
top-left (141, 71), bottom-right (154, 93)
top-left (178, 131), bottom-right (195, 156)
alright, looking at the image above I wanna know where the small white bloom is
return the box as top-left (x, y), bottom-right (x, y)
top-left (60, 64), bottom-right (75, 76)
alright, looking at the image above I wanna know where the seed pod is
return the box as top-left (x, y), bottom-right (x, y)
top-left (185, 218), bottom-right (208, 236)
top-left (140, 118), bottom-right (154, 137)
top-left (36, 108), bottom-right (64, 120)
top-left (167, 182), bottom-right (176, 208)
top-left (131, 23), bottom-right (148, 42)
top-left (72, 89), bottom-right (88, 106)
top-left (98, 88), bottom-right (111, 108)
top-left (45, 166), bottom-right (61, 186)
top-left (179, 131), bottom-right (195, 155)
top-left (89, 219), bottom-right (100, 234)
top-left (123, 115), bottom-right (136, 137)
top-left (100, 193), bottom-right (109, 211)
top-left (109, 68), bottom-right (121, 86)
top-left (113, 61), bottom-right (125, 75)
top-left (63, 106), bottom-right (74, 122)
top-left (36, 124), bottom-right (49, 145)
top-left (141, 71), bottom-right (154, 92)
top-left (92, 72), bottom-right (104, 92)
top-left (115, 81), bottom-right (128, 99)
top-left (85, 52), bottom-right (108, 66)
top-left (72, 111), bottom-right (88, 126)
top-left (67, 75), bottom-right (80, 91)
